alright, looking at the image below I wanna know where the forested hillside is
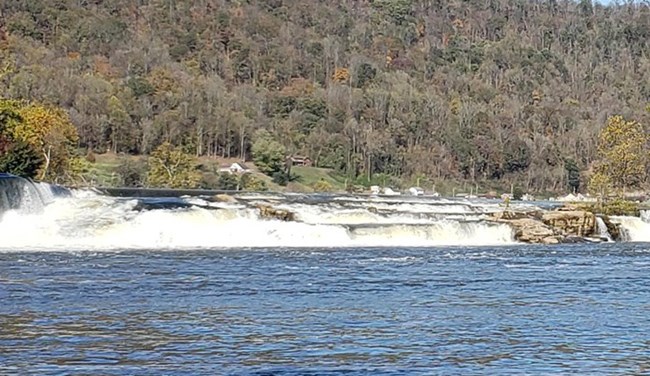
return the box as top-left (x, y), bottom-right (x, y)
top-left (1, 0), bottom-right (649, 192)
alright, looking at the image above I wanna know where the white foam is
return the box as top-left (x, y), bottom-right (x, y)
top-left (641, 210), bottom-right (650, 223)
top-left (280, 204), bottom-right (432, 225)
top-left (0, 193), bottom-right (516, 251)
top-left (349, 222), bottom-right (514, 247)
top-left (596, 217), bottom-right (613, 242)
top-left (612, 216), bottom-right (650, 242)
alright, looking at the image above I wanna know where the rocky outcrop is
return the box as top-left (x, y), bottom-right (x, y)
top-left (491, 210), bottom-right (541, 221)
top-left (498, 217), bottom-right (563, 244)
top-left (541, 211), bottom-right (596, 237)
top-left (491, 209), bottom-right (598, 244)
top-left (256, 204), bottom-right (295, 221)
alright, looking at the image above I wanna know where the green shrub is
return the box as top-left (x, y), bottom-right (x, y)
top-left (601, 199), bottom-right (640, 216)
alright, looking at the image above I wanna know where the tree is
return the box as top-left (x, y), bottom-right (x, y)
top-left (252, 130), bottom-right (286, 176)
top-left (239, 173), bottom-right (268, 191)
top-left (371, 0), bottom-right (414, 25)
top-left (14, 104), bottom-right (79, 182)
top-left (106, 95), bottom-right (131, 153)
top-left (354, 63), bottom-right (377, 88)
top-left (0, 100), bottom-right (41, 177)
top-left (0, 100), bottom-right (22, 132)
top-left (272, 171), bottom-right (290, 186)
top-left (564, 159), bottom-right (581, 193)
top-left (116, 158), bottom-right (146, 187)
top-left (0, 99), bottom-right (79, 182)
top-left (147, 143), bottom-right (200, 188)
top-left (217, 172), bottom-right (239, 190)
top-left (332, 67), bottom-right (350, 83)
top-left (3, 0), bottom-right (650, 194)
top-left (0, 139), bottom-right (42, 178)
top-left (594, 115), bottom-right (647, 190)
top-left (588, 171), bottom-right (612, 206)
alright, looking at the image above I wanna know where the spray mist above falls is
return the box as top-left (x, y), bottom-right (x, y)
top-left (0, 176), bottom-right (649, 251)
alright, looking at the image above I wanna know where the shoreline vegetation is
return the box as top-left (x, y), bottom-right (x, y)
top-left (1, 1), bottom-right (650, 225)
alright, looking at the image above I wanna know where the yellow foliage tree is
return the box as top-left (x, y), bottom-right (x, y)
top-left (4, 102), bottom-right (79, 182)
top-left (147, 142), bottom-right (201, 188)
top-left (148, 68), bottom-right (178, 95)
top-left (595, 115), bottom-right (647, 190)
top-left (588, 171), bottom-right (612, 206)
top-left (332, 67), bottom-right (350, 83)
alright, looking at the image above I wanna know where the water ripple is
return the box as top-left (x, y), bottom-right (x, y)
top-left (2, 244), bottom-right (650, 374)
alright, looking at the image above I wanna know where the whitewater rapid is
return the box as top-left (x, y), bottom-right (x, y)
top-left (2, 185), bottom-right (649, 251)
top-left (0, 190), bottom-right (521, 251)
top-left (611, 214), bottom-right (650, 242)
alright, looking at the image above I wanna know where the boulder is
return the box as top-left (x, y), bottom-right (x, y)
top-left (506, 218), bottom-right (563, 244)
top-left (256, 204), bottom-right (295, 221)
top-left (542, 210), bottom-right (596, 237)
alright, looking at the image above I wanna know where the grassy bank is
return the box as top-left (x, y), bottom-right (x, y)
top-left (90, 153), bottom-right (348, 192)
top-left (88, 153), bottom-right (575, 197)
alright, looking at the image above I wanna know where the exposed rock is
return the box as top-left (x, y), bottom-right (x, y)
top-left (257, 204), bottom-right (295, 221)
top-left (542, 236), bottom-right (561, 245)
top-left (491, 210), bottom-right (541, 221)
top-left (563, 236), bottom-right (591, 244)
top-left (492, 207), bottom-right (624, 244)
top-left (213, 194), bottom-right (238, 203)
top-left (558, 204), bottom-right (581, 211)
top-left (505, 218), bottom-right (563, 244)
top-left (542, 211), bottom-right (596, 237)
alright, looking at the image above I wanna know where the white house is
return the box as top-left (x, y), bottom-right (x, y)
top-left (219, 162), bottom-right (251, 174)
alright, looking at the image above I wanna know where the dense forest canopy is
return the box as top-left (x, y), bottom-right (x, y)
top-left (1, 0), bottom-right (649, 192)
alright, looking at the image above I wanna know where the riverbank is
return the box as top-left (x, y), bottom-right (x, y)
top-left (86, 153), bottom-right (579, 199)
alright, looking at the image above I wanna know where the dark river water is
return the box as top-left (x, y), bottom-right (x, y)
top-left (2, 244), bottom-right (650, 375)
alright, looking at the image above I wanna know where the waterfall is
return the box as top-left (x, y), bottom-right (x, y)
top-left (0, 173), bottom-right (69, 215)
top-left (0, 173), bottom-right (43, 214)
top-left (0, 191), bottom-right (518, 251)
top-left (641, 210), bottom-right (650, 223)
top-left (595, 217), bottom-right (613, 242)
top-left (619, 227), bottom-right (631, 242)
top-left (610, 216), bottom-right (650, 242)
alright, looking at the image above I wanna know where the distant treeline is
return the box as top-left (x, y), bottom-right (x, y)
top-left (1, 0), bottom-right (649, 192)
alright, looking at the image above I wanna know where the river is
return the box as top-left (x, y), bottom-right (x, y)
top-left (2, 245), bottom-right (650, 374)
top-left (1, 178), bottom-right (650, 374)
